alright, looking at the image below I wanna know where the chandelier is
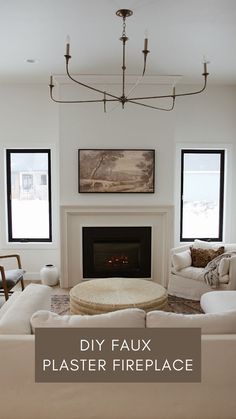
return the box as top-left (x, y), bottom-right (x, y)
top-left (49, 9), bottom-right (209, 111)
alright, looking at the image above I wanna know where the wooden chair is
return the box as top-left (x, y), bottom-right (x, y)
top-left (0, 254), bottom-right (25, 301)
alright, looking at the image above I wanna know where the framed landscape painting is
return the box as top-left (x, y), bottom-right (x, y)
top-left (78, 149), bottom-right (155, 193)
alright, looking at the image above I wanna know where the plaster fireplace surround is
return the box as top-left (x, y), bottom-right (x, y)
top-left (60, 206), bottom-right (174, 288)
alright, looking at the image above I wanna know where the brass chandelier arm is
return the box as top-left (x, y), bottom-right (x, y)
top-left (49, 86), bottom-right (119, 104)
top-left (128, 97), bottom-right (175, 111)
top-left (128, 75), bottom-right (208, 102)
top-left (142, 58), bottom-right (147, 77)
top-left (65, 57), bottom-right (121, 101)
top-left (125, 53), bottom-right (149, 99)
top-left (169, 75), bottom-right (207, 98)
top-left (142, 49), bottom-right (149, 77)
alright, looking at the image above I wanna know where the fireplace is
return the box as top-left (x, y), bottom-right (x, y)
top-left (82, 226), bottom-right (151, 278)
top-left (61, 205), bottom-right (174, 287)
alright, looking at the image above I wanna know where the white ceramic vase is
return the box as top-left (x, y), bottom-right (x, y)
top-left (40, 264), bottom-right (59, 286)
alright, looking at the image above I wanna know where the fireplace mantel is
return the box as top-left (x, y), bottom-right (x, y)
top-left (60, 205), bottom-right (174, 288)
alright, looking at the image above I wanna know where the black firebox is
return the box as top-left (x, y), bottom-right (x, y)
top-left (82, 226), bottom-right (151, 278)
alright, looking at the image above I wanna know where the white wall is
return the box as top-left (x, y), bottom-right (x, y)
top-left (59, 83), bottom-right (236, 244)
top-left (0, 84), bottom-right (60, 279)
top-left (0, 82), bottom-right (235, 279)
top-left (174, 85), bottom-right (236, 243)
top-left (175, 85), bottom-right (236, 143)
top-left (59, 83), bottom-right (175, 206)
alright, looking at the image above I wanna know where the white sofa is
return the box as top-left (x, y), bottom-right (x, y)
top-left (168, 242), bottom-right (236, 300)
top-left (1, 284), bottom-right (236, 419)
top-left (201, 290), bottom-right (236, 313)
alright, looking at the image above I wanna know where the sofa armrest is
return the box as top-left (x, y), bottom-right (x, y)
top-left (0, 291), bottom-right (21, 319)
top-left (0, 284), bottom-right (51, 335)
top-left (228, 256), bottom-right (236, 289)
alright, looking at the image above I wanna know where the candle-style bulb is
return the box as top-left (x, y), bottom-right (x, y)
top-left (50, 75), bottom-right (53, 86)
top-left (144, 29), bottom-right (149, 50)
top-left (202, 55), bottom-right (210, 74)
top-left (144, 37), bottom-right (148, 51)
top-left (65, 35), bottom-right (70, 55)
top-left (172, 85), bottom-right (176, 96)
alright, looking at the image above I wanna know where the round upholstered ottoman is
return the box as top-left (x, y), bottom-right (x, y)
top-left (70, 277), bottom-right (168, 315)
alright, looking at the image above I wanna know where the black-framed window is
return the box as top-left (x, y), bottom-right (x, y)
top-left (180, 149), bottom-right (225, 242)
top-left (6, 149), bottom-right (52, 242)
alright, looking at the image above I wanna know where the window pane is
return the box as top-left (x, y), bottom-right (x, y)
top-left (7, 150), bottom-right (51, 241)
top-left (181, 151), bottom-right (224, 241)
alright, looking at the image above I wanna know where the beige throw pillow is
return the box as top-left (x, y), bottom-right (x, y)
top-left (30, 308), bottom-right (146, 333)
top-left (146, 309), bottom-right (236, 334)
top-left (172, 250), bottom-right (192, 271)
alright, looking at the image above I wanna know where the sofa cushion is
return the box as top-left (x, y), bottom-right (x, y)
top-left (193, 239), bottom-right (212, 249)
top-left (171, 266), bottom-right (228, 284)
top-left (192, 240), bottom-right (223, 250)
top-left (146, 309), bottom-right (236, 334)
top-left (201, 291), bottom-right (236, 313)
top-left (30, 308), bottom-right (146, 332)
top-left (171, 266), bottom-right (205, 281)
top-left (0, 284), bottom-right (51, 335)
top-left (190, 246), bottom-right (224, 268)
top-left (172, 250), bottom-right (192, 271)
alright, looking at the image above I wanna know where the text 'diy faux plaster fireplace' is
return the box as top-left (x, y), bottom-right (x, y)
top-left (60, 206), bottom-right (174, 288)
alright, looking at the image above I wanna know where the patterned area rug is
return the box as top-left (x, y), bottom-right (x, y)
top-left (51, 295), bottom-right (70, 315)
top-left (51, 294), bottom-right (203, 315)
top-left (167, 295), bottom-right (203, 314)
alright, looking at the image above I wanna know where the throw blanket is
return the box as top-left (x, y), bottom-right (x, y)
top-left (203, 251), bottom-right (236, 288)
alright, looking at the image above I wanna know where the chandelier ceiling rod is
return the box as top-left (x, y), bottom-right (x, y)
top-left (49, 9), bottom-right (209, 111)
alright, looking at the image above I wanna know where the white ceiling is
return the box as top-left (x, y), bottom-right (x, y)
top-left (0, 0), bottom-right (235, 84)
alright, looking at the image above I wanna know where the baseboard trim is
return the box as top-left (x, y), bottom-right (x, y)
top-left (24, 272), bottom-right (41, 281)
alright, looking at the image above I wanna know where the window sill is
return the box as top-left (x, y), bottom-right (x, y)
top-left (1, 241), bottom-right (58, 250)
